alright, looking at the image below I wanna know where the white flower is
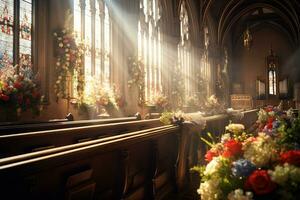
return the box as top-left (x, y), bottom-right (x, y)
top-left (59, 42), bottom-right (63, 47)
top-left (228, 189), bottom-right (253, 200)
top-left (198, 177), bottom-right (222, 200)
top-left (269, 163), bottom-right (300, 186)
top-left (221, 133), bottom-right (232, 143)
top-left (243, 133), bottom-right (278, 167)
top-left (226, 123), bottom-right (245, 135)
top-left (204, 157), bottom-right (222, 176)
top-left (268, 164), bottom-right (290, 185)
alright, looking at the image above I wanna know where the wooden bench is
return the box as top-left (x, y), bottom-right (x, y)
top-left (0, 125), bottom-right (181, 200)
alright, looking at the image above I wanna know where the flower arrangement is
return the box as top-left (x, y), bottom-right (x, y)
top-left (160, 110), bottom-right (185, 125)
top-left (203, 95), bottom-right (225, 115)
top-left (53, 28), bottom-right (85, 103)
top-left (128, 56), bottom-right (145, 106)
top-left (82, 77), bottom-right (123, 117)
top-left (171, 64), bottom-right (185, 108)
top-left (194, 106), bottom-right (300, 200)
top-left (0, 65), bottom-right (43, 120)
top-left (149, 92), bottom-right (168, 111)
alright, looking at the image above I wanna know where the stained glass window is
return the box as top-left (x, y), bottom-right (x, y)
top-left (19, 0), bottom-right (32, 71)
top-left (268, 66), bottom-right (277, 95)
top-left (267, 49), bottom-right (278, 96)
top-left (0, 0), bottom-right (33, 75)
top-left (138, 0), bottom-right (162, 103)
top-left (74, 0), bottom-right (111, 92)
top-left (178, 0), bottom-right (192, 100)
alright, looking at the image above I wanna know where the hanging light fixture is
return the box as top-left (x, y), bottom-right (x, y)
top-left (243, 26), bottom-right (253, 50)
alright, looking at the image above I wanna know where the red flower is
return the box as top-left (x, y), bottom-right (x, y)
top-left (281, 150), bottom-right (300, 167)
top-left (266, 122), bottom-right (273, 129)
top-left (205, 150), bottom-right (219, 162)
top-left (222, 150), bottom-right (233, 158)
top-left (13, 82), bottom-right (22, 90)
top-left (0, 94), bottom-right (9, 101)
top-left (245, 170), bottom-right (276, 195)
top-left (267, 117), bottom-right (275, 124)
top-left (223, 139), bottom-right (243, 157)
top-left (266, 106), bottom-right (273, 112)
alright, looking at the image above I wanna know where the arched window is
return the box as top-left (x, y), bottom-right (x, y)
top-left (266, 49), bottom-right (278, 96)
top-left (200, 26), bottom-right (212, 96)
top-left (74, 0), bottom-right (111, 90)
top-left (138, 0), bottom-right (162, 103)
top-left (178, 0), bottom-right (192, 99)
top-left (0, 0), bottom-right (33, 72)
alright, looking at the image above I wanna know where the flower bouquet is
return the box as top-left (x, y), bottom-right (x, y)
top-left (149, 93), bottom-right (168, 112)
top-left (82, 78), bottom-right (122, 118)
top-left (195, 106), bottom-right (300, 200)
top-left (0, 65), bottom-right (42, 121)
top-left (203, 95), bottom-right (225, 115)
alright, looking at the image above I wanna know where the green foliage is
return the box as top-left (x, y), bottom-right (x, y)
top-left (159, 111), bottom-right (174, 125)
top-left (278, 117), bottom-right (300, 148)
top-left (217, 158), bottom-right (244, 198)
top-left (200, 132), bottom-right (216, 148)
top-left (190, 165), bottom-right (206, 177)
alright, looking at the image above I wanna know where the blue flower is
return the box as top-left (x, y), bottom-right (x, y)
top-left (232, 159), bottom-right (256, 177)
top-left (272, 121), bottom-right (280, 129)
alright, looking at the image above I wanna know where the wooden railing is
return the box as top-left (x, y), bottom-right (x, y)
top-left (0, 119), bottom-right (162, 158)
top-left (0, 114), bottom-right (142, 135)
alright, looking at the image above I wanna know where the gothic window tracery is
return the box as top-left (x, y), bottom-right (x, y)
top-left (178, 0), bottom-right (192, 99)
top-left (74, 0), bottom-right (111, 89)
top-left (138, 0), bottom-right (162, 103)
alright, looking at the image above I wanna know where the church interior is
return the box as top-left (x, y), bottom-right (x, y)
top-left (0, 0), bottom-right (300, 199)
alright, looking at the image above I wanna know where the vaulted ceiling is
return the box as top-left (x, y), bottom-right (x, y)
top-left (202, 0), bottom-right (300, 47)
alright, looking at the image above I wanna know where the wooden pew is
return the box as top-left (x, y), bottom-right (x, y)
top-left (0, 114), bottom-right (142, 135)
top-left (0, 119), bottom-right (162, 158)
top-left (0, 125), bottom-right (181, 200)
